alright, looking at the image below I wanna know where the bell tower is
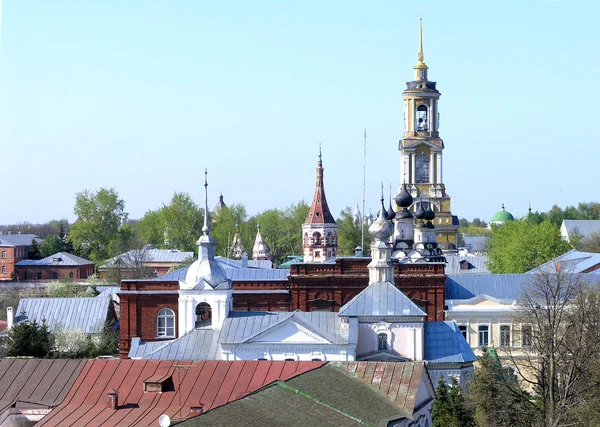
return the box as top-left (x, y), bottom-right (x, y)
top-left (398, 18), bottom-right (458, 250)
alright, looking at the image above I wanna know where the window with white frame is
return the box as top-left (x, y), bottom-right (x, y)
top-left (458, 325), bottom-right (468, 343)
top-left (521, 325), bottom-right (533, 348)
top-left (156, 308), bottom-right (175, 338)
top-left (377, 333), bottom-right (388, 351)
top-left (1, 251), bottom-right (5, 259)
top-left (500, 325), bottom-right (511, 348)
top-left (1, 266), bottom-right (5, 273)
top-left (478, 325), bottom-right (489, 347)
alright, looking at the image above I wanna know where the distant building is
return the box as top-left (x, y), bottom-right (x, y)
top-left (98, 247), bottom-right (193, 279)
top-left (529, 249), bottom-right (600, 274)
top-left (560, 219), bottom-right (600, 243)
top-left (489, 204), bottom-right (515, 227)
top-left (15, 252), bottom-right (94, 281)
top-left (0, 233), bottom-right (43, 281)
top-left (445, 255), bottom-right (490, 274)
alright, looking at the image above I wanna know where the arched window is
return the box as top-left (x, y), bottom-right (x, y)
top-left (377, 333), bottom-right (388, 351)
top-left (69, 272), bottom-right (74, 279)
top-left (195, 302), bottom-right (212, 328)
top-left (157, 308), bottom-right (175, 338)
top-left (415, 152), bottom-right (430, 184)
top-left (313, 232), bottom-right (322, 246)
top-left (416, 104), bottom-right (428, 131)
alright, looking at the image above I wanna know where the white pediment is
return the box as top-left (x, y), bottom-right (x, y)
top-left (247, 319), bottom-right (331, 344)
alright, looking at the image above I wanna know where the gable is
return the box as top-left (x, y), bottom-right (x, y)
top-left (247, 319), bottom-right (331, 344)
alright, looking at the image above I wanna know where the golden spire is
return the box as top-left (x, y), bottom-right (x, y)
top-left (415, 17), bottom-right (428, 70)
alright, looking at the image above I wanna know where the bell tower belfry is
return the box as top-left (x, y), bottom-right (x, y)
top-left (398, 18), bottom-right (458, 250)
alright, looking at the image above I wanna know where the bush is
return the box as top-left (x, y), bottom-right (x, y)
top-left (88, 321), bottom-right (120, 358)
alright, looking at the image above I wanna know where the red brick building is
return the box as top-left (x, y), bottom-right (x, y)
top-left (118, 258), bottom-right (445, 358)
top-left (0, 233), bottom-right (43, 281)
top-left (15, 252), bottom-right (94, 281)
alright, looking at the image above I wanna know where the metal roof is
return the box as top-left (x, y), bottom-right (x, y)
top-left (424, 321), bottom-right (477, 363)
top-left (0, 234), bottom-right (43, 247)
top-left (134, 328), bottom-right (222, 360)
top-left (561, 220), bottom-right (600, 239)
top-left (0, 359), bottom-right (86, 415)
top-left (220, 311), bottom-right (351, 345)
top-left (37, 360), bottom-right (323, 427)
top-left (445, 255), bottom-right (490, 274)
top-left (529, 249), bottom-right (600, 274)
top-left (338, 281), bottom-right (426, 317)
top-left (15, 252), bottom-right (93, 267)
top-left (98, 249), bottom-right (193, 269)
top-left (462, 236), bottom-right (490, 253)
top-left (181, 362), bottom-right (429, 427)
top-left (153, 265), bottom-right (290, 282)
top-left (445, 274), bottom-right (526, 300)
top-left (16, 296), bottom-right (112, 334)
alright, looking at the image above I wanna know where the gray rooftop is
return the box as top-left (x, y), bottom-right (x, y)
top-left (561, 220), bottom-right (600, 239)
top-left (16, 252), bottom-right (93, 267)
top-left (154, 265), bottom-right (290, 282)
top-left (529, 249), bottom-right (600, 275)
top-left (16, 296), bottom-right (113, 334)
top-left (424, 321), bottom-right (477, 363)
top-left (445, 255), bottom-right (490, 274)
top-left (220, 311), bottom-right (351, 345)
top-left (462, 236), bottom-right (490, 253)
top-left (98, 249), bottom-right (193, 269)
top-left (130, 328), bottom-right (222, 360)
top-left (0, 234), bottom-right (43, 247)
top-left (338, 281), bottom-right (426, 317)
top-left (445, 274), bottom-right (526, 300)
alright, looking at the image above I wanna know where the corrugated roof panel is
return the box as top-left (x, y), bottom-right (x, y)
top-left (338, 281), bottom-right (426, 317)
top-left (0, 234), bottom-right (42, 247)
top-left (0, 359), bottom-right (86, 414)
top-left (445, 274), bottom-right (526, 300)
top-left (16, 297), bottom-right (111, 334)
top-left (15, 252), bottom-right (93, 267)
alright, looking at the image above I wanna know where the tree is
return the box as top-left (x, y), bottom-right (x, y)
top-left (53, 327), bottom-right (89, 357)
top-left (46, 279), bottom-right (94, 297)
top-left (432, 377), bottom-right (475, 427)
top-left (28, 238), bottom-right (42, 260)
top-left (4, 315), bottom-right (53, 358)
top-left (337, 207), bottom-right (371, 256)
top-left (88, 320), bottom-right (120, 358)
top-left (211, 204), bottom-right (248, 257)
top-left (69, 188), bottom-right (127, 262)
top-left (487, 220), bottom-right (571, 273)
top-left (467, 348), bottom-right (536, 427)
top-left (501, 268), bottom-right (600, 427)
top-left (575, 230), bottom-right (600, 253)
top-left (135, 192), bottom-right (204, 252)
top-left (40, 235), bottom-right (64, 258)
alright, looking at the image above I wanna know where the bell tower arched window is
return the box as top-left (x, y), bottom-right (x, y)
top-left (313, 232), bottom-right (322, 246)
top-left (415, 151), bottom-right (430, 184)
top-left (416, 104), bottom-right (428, 131)
top-left (195, 302), bottom-right (212, 328)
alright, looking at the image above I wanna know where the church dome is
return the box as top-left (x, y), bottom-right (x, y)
top-left (491, 204), bottom-right (515, 224)
top-left (395, 184), bottom-right (413, 209)
top-left (386, 201), bottom-right (396, 220)
top-left (415, 202), bottom-right (426, 220)
top-left (424, 203), bottom-right (435, 221)
top-left (369, 196), bottom-right (394, 240)
top-left (396, 208), bottom-right (414, 220)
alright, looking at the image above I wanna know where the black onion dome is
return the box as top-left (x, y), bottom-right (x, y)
top-left (395, 184), bottom-right (413, 208)
top-left (426, 221), bottom-right (435, 229)
top-left (387, 201), bottom-right (396, 220)
top-left (415, 201), bottom-right (426, 220)
top-left (396, 208), bottom-right (413, 219)
top-left (424, 203), bottom-right (435, 221)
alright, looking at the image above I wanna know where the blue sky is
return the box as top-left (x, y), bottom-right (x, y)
top-left (1, 0), bottom-right (598, 225)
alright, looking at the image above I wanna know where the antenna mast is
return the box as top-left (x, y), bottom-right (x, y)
top-left (361, 129), bottom-right (367, 252)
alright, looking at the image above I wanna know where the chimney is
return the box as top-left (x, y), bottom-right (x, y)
top-left (106, 390), bottom-right (118, 410)
top-left (354, 246), bottom-right (363, 257)
top-left (241, 252), bottom-right (248, 268)
top-left (0, 231), bottom-right (3, 235)
top-left (6, 307), bottom-right (14, 329)
top-left (190, 403), bottom-right (204, 417)
top-left (7, 231), bottom-right (11, 235)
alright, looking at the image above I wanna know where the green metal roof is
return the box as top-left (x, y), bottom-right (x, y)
top-left (490, 205), bottom-right (515, 223)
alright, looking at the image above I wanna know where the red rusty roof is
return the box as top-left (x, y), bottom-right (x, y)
top-left (38, 359), bottom-right (324, 427)
top-left (0, 320), bottom-right (7, 333)
top-left (0, 359), bottom-right (86, 415)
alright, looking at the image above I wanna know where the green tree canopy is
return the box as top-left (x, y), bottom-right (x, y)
top-left (5, 316), bottom-right (53, 358)
top-left (337, 207), bottom-right (371, 256)
top-left (40, 235), bottom-right (64, 258)
top-left (487, 220), bottom-right (571, 273)
top-left (432, 377), bottom-right (474, 427)
top-left (27, 238), bottom-right (42, 260)
top-left (135, 192), bottom-right (204, 253)
top-left (69, 188), bottom-right (127, 262)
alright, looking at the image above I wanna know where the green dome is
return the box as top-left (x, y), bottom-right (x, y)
top-left (491, 204), bottom-right (515, 223)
